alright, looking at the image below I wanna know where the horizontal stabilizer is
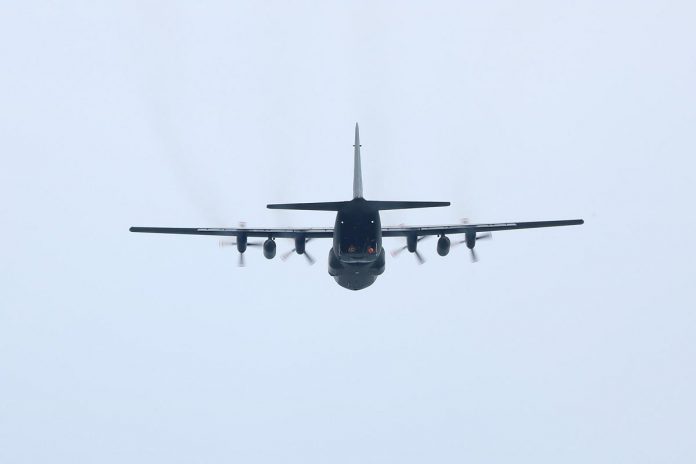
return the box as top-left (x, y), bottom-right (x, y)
top-left (267, 201), bottom-right (350, 211)
top-left (267, 200), bottom-right (450, 211)
top-left (365, 201), bottom-right (450, 210)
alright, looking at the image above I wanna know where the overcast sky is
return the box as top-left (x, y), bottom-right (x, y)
top-left (1, 1), bottom-right (695, 463)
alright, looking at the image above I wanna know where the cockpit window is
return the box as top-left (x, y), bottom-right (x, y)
top-left (342, 239), bottom-right (377, 254)
top-left (340, 215), bottom-right (378, 254)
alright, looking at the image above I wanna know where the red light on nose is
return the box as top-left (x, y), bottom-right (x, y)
top-left (367, 247), bottom-right (375, 254)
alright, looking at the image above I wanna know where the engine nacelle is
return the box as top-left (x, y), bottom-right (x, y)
top-left (236, 234), bottom-right (247, 253)
top-left (263, 238), bottom-right (276, 259)
top-left (294, 236), bottom-right (306, 255)
top-left (465, 231), bottom-right (476, 249)
top-left (437, 235), bottom-right (450, 256)
top-left (407, 234), bottom-right (418, 253)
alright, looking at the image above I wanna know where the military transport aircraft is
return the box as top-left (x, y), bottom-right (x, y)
top-left (131, 124), bottom-right (583, 290)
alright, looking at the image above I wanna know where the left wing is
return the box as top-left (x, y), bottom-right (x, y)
top-left (381, 219), bottom-right (584, 237)
top-left (129, 227), bottom-right (334, 239)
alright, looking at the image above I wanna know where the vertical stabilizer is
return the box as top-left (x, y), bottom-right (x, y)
top-left (353, 123), bottom-right (363, 198)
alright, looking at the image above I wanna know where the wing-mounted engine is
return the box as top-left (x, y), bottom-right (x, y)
top-left (391, 233), bottom-right (428, 264)
top-left (452, 231), bottom-right (492, 262)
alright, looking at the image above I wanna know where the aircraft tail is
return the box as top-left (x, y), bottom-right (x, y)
top-left (353, 122), bottom-right (363, 199)
top-left (265, 124), bottom-right (450, 212)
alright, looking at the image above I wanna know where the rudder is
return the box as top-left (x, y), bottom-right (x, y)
top-left (353, 122), bottom-right (363, 198)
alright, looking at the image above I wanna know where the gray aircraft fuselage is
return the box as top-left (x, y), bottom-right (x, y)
top-left (328, 198), bottom-right (384, 290)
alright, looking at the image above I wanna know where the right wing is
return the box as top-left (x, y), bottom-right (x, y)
top-left (381, 219), bottom-right (584, 237)
top-left (129, 226), bottom-right (334, 239)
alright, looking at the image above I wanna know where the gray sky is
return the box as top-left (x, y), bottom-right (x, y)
top-left (1, 1), bottom-right (695, 463)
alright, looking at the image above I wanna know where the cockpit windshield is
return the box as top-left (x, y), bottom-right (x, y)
top-left (339, 215), bottom-right (379, 256)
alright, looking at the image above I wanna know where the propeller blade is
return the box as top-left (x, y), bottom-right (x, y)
top-left (392, 235), bottom-right (428, 257)
top-left (238, 253), bottom-right (246, 267)
top-left (219, 240), bottom-right (236, 248)
top-left (414, 250), bottom-right (425, 265)
top-left (453, 232), bottom-right (492, 247)
top-left (247, 241), bottom-right (262, 247)
top-left (391, 245), bottom-right (408, 257)
top-left (470, 248), bottom-right (478, 263)
top-left (281, 248), bottom-right (296, 261)
top-left (304, 250), bottom-right (316, 265)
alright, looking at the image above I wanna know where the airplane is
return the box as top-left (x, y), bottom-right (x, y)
top-left (130, 123), bottom-right (583, 290)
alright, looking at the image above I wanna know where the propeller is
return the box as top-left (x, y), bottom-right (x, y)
top-left (281, 238), bottom-right (315, 265)
top-left (219, 240), bottom-right (262, 267)
top-left (391, 236), bottom-right (428, 264)
top-left (218, 222), bottom-right (261, 267)
top-left (453, 232), bottom-right (492, 262)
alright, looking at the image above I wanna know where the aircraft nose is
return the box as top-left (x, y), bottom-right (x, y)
top-left (341, 252), bottom-right (378, 264)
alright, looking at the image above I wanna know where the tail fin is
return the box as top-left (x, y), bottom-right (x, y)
top-left (265, 124), bottom-right (451, 212)
top-left (353, 122), bottom-right (363, 198)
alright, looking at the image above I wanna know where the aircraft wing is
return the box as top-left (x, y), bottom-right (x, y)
top-left (381, 219), bottom-right (584, 237)
top-left (129, 226), bottom-right (334, 239)
top-left (131, 219), bottom-right (583, 239)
